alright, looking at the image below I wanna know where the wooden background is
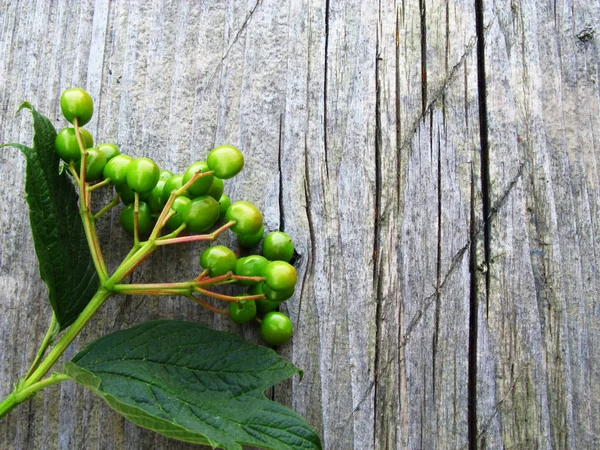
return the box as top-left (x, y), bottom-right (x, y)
top-left (1, 0), bottom-right (599, 449)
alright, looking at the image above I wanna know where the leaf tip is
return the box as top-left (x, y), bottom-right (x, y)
top-left (16, 101), bottom-right (33, 116)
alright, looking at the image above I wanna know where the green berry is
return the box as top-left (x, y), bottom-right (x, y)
top-left (235, 255), bottom-right (269, 285)
top-left (159, 169), bottom-right (174, 180)
top-left (75, 147), bottom-right (107, 181)
top-left (218, 194), bottom-right (231, 220)
top-left (262, 282), bottom-right (294, 302)
top-left (116, 184), bottom-right (150, 205)
top-left (55, 127), bottom-right (94, 163)
top-left (207, 177), bottom-right (224, 201)
top-left (249, 284), bottom-right (280, 314)
top-left (126, 157), bottom-right (160, 194)
top-left (184, 195), bottom-right (220, 233)
top-left (260, 312), bottom-right (293, 346)
top-left (166, 196), bottom-right (192, 230)
top-left (225, 201), bottom-right (263, 236)
top-left (60, 88), bottom-right (94, 126)
top-left (96, 143), bottom-right (120, 161)
top-left (206, 145), bottom-right (244, 179)
top-left (147, 178), bottom-right (168, 212)
top-left (229, 298), bottom-right (257, 324)
top-left (201, 245), bottom-right (237, 276)
top-left (183, 161), bottom-right (214, 197)
top-left (119, 202), bottom-right (155, 236)
top-left (262, 261), bottom-right (297, 291)
top-left (161, 174), bottom-right (184, 203)
top-left (237, 224), bottom-right (264, 248)
top-left (263, 231), bottom-right (295, 262)
top-left (103, 154), bottom-right (133, 185)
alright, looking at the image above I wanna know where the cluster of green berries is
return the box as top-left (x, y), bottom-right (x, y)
top-left (55, 88), bottom-right (297, 346)
top-left (201, 229), bottom-right (297, 345)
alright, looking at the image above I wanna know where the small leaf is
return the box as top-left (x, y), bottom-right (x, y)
top-left (2, 103), bottom-right (99, 329)
top-left (65, 320), bottom-right (322, 450)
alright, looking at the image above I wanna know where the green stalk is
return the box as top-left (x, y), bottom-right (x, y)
top-left (24, 314), bottom-right (59, 381)
top-left (73, 119), bottom-right (109, 282)
top-left (0, 374), bottom-right (70, 420)
top-left (104, 241), bottom-right (155, 290)
top-left (113, 281), bottom-right (196, 296)
top-left (20, 288), bottom-right (112, 390)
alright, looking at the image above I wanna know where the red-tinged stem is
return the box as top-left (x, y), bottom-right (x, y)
top-left (196, 272), bottom-right (233, 285)
top-left (149, 170), bottom-right (214, 241)
top-left (231, 275), bottom-right (265, 283)
top-left (194, 287), bottom-right (265, 303)
top-left (72, 119), bottom-right (109, 281)
top-left (87, 216), bottom-right (108, 277)
top-left (187, 295), bottom-right (229, 317)
top-left (194, 269), bottom-right (210, 281)
top-left (73, 118), bottom-right (88, 207)
top-left (155, 234), bottom-right (215, 246)
top-left (157, 222), bottom-right (185, 241)
top-left (155, 220), bottom-right (235, 246)
top-left (116, 288), bottom-right (192, 296)
top-left (134, 193), bottom-right (140, 246)
top-left (68, 161), bottom-right (81, 184)
top-left (118, 251), bottom-right (151, 281)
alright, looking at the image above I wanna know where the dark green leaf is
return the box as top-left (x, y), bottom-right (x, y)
top-left (2, 102), bottom-right (99, 329)
top-left (64, 320), bottom-right (322, 450)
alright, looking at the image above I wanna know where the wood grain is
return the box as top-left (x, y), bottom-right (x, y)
top-left (0, 0), bottom-right (599, 449)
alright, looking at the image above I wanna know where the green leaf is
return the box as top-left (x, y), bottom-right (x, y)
top-left (2, 102), bottom-right (99, 329)
top-left (64, 320), bottom-right (322, 450)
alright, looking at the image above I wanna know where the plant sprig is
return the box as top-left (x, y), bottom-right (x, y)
top-left (0, 90), bottom-right (320, 450)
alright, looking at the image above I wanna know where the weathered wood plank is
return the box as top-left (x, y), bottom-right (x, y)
top-left (0, 1), bottom-right (599, 449)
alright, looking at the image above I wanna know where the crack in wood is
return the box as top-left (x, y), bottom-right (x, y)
top-left (419, 0), bottom-right (427, 115)
top-left (397, 18), bottom-right (494, 158)
top-left (210, 0), bottom-right (262, 79)
top-left (278, 114), bottom-right (285, 232)
top-left (433, 113), bottom-right (442, 404)
top-left (323, 0), bottom-right (330, 179)
top-left (468, 161), bottom-right (479, 450)
top-left (350, 161), bottom-right (526, 427)
top-left (373, 26), bottom-right (384, 448)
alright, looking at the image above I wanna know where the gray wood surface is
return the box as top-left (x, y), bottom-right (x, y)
top-left (0, 0), bottom-right (599, 449)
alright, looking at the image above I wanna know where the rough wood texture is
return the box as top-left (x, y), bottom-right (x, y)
top-left (0, 1), bottom-right (599, 449)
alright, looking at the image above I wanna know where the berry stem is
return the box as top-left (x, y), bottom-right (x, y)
top-left (133, 193), bottom-right (140, 247)
top-left (73, 118), bottom-right (88, 207)
top-left (195, 272), bottom-right (233, 285)
top-left (155, 220), bottom-right (235, 246)
top-left (68, 161), bottom-right (81, 184)
top-left (231, 275), bottom-right (265, 283)
top-left (157, 222), bottom-right (186, 240)
top-left (93, 194), bottom-right (120, 220)
top-left (194, 269), bottom-right (210, 281)
top-left (72, 118), bottom-right (109, 282)
top-left (104, 241), bottom-right (154, 288)
top-left (186, 295), bottom-right (229, 317)
top-left (89, 178), bottom-right (112, 191)
top-left (149, 170), bottom-right (214, 241)
top-left (194, 287), bottom-right (264, 303)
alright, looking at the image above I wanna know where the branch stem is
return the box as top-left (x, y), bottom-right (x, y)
top-left (24, 314), bottom-right (59, 381)
top-left (21, 288), bottom-right (112, 391)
